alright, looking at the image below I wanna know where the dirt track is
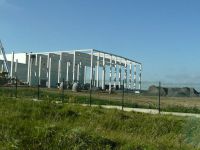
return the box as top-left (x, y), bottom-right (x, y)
top-left (82, 104), bottom-right (200, 118)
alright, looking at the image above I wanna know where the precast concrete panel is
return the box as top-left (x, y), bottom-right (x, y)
top-left (49, 53), bottom-right (60, 87)
top-left (0, 49), bottom-right (142, 90)
top-left (60, 53), bottom-right (73, 83)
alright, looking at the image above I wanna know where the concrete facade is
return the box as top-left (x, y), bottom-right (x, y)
top-left (0, 49), bottom-right (142, 90)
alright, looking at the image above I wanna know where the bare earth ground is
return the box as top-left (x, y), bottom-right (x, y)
top-left (4, 86), bottom-right (200, 109)
top-left (71, 91), bottom-right (200, 108)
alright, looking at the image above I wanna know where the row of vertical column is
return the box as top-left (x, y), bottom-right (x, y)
top-left (91, 50), bottom-right (142, 90)
top-left (26, 50), bottom-right (142, 90)
top-left (27, 52), bottom-right (85, 88)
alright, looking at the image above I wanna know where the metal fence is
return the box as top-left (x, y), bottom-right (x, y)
top-left (1, 78), bottom-right (200, 114)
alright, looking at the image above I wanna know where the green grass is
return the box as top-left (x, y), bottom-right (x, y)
top-left (1, 87), bottom-right (200, 114)
top-left (0, 96), bottom-right (200, 149)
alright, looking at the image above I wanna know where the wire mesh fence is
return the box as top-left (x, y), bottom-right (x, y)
top-left (1, 78), bottom-right (200, 114)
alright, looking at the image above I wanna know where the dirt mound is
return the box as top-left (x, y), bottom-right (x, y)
top-left (148, 85), bottom-right (168, 96)
top-left (190, 88), bottom-right (200, 97)
top-left (168, 87), bottom-right (189, 97)
top-left (148, 85), bottom-right (199, 97)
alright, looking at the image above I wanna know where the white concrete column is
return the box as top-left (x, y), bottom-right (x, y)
top-left (102, 53), bottom-right (105, 90)
top-left (139, 64), bottom-right (142, 90)
top-left (15, 59), bottom-right (18, 76)
top-left (133, 63), bottom-right (137, 89)
top-left (58, 59), bottom-right (61, 83)
top-left (77, 63), bottom-right (80, 82)
top-left (27, 54), bottom-right (31, 83)
top-left (59, 53), bottom-right (63, 82)
top-left (46, 54), bottom-right (50, 80)
top-left (118, 60), bottom-right (122, 89)
top-left (34, 71), bottom-right (37, 80)
top-left (48, 58), bottom-right (52, 88)
top-left (10, 51), bottom-right (14, 78)
top-left (109, 55), bottom-right (112, 91)
top-left (38, 56), bottom-right (42, 85)
top-left (114, 57), bottom-right (117, 89)
top-left (124, 60), bottom-right (127, 89)
top-left (29, 58), bottom-right (32, 86)
top-left (129, 62), bottom-right (132, 89)
top-left (59, 54), bottom-right (62, 83)
top-left (35, 54), bottom-right (38, 66)
top-left (66, 62), bottom-right (70, 82)
top-left (90, 49), bottom-right (94, 88)
top-left (93, 67), bottom-right (95, 86)
top-left (79, 62), bottom-right (82, 82)
top-left (96, 52), bottom-right (100, 87)
top-left (84, 66), bottom-right (87, 84)
top-left (73, 51), bottom-right (76, 83)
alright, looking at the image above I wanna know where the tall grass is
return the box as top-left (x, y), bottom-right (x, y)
top-left (0, 97), bottom-right (200, 149)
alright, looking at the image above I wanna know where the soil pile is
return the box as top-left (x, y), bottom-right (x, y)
top-left (148, 85), bottom-right (199, 97)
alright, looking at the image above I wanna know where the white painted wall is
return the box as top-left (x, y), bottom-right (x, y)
top-left (0, 53), bottom-right (27, 64)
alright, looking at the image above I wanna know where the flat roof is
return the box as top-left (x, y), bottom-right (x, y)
top-left (1, 49), bottom-right (142, 65)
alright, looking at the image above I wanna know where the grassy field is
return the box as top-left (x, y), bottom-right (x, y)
top-left (1, 86), bottom-right (200, 114)
top-left (0, 96), bottom-right (200, 149)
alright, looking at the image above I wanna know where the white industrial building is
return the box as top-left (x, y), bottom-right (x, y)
top-left (0, 49), bottom-right (142, 90)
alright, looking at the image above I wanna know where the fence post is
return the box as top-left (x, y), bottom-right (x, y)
top-left (15, 76), bottom-right (17, 98)
top-left (158, 81), bottom-right (161, 114)
top-left (37, 78), bottom-right (40, 100)
top-left (122, 80), bottom-right (125, 111)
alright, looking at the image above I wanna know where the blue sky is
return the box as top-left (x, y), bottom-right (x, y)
top-left (1, 0), bottom-right (200, 83)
